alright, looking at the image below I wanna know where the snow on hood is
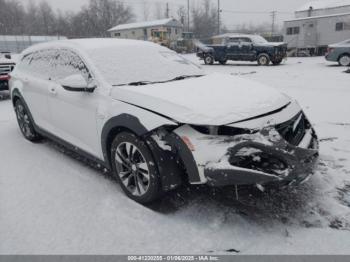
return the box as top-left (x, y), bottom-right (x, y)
top-left (257, 42), bottom-right (286, 47)
top-left (111, 73), bottom-right (291, 126)
top-left (329, 39), bottom-right (350, 47)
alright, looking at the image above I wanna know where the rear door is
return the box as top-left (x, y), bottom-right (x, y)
top-left (17, 50), bottom-right (55, 132)
top-left (238, 37), bottom-right (256, 60)
top-left (226, 37), bottom-right (241, 60)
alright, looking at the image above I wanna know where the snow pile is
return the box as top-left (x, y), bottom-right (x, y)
top-left (1, 56), bottom-right (350, 254)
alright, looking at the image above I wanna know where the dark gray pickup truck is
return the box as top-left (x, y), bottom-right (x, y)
top-left (197, 34), bottom-right (287, 66)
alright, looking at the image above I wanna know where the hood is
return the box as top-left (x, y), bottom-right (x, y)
top-left (329, 43), bottom-right (350, 48)
top-left (111, 73), bottom-right (291, 126)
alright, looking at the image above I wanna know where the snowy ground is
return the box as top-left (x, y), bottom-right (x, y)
top-left (1, 56), bottom-right (350, 255)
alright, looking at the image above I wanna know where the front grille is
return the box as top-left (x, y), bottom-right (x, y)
top-left (276, 112), bottom-right (310, 146)
top-left (0, 63), bottom-right (14, 76)
top-left (229, 147), bottom-right (289, 177)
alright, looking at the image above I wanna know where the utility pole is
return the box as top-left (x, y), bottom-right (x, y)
top-left (166, 3), bottom-right (170, 18)
top-left (187, 0), bottom-right (190, 32)
top-left (217, 0), bottom-right (221, 35)
top-left (271, 11), bottom-right (277, 34)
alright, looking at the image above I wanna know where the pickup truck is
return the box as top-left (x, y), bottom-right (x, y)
top-left (0, 52), bottom-right (16, 91)
top-left (197, 34), bottom-right (287, 66)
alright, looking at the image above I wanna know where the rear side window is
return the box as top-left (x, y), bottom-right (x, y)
top-left (17, 50), bottom-right (56, 79)
top-left (29, 50), bottom-right (56, 79)
top-left (17, 54), bottom-right (32, 73)
top-left (51, 49), bottom-right (91, 82)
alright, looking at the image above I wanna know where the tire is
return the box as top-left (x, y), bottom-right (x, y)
top-left (219, 59), bottom-right (227, 65)
top-left (204, 55), bottom-right (214, 65)
top-left (14, 99), bottom-right (42, 142)
top-left (257, 54), bottom-right (270, 66)
top-left (338, 54), bottom-right (350, 66)
top-left (272, 60), bottom-right (282, 65)
top-left (111, 132), bottom-right (162, 204)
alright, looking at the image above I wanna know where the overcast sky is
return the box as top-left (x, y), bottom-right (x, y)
top-left (18, 0), bottom-right (311, 29)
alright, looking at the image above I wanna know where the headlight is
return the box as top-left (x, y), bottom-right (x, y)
top-left (190, 125), bottom-right (256, 136)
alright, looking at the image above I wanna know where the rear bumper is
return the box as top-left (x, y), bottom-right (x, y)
top-left (0, 79), bottom-right (9, 91)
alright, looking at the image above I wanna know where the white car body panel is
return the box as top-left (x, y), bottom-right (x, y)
top-left (9, 39), bottom-right (316, 190)
top-left (113, 73), bottom-right (291, 126)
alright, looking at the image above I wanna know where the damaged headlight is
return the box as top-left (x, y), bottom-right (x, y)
top-left (190, 125), bottom-right (256, 136)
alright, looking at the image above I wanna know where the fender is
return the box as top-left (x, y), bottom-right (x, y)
top-left (101, 114), bottom-right (149, 169)
top-left (101, 115), bottom-right (185, 191)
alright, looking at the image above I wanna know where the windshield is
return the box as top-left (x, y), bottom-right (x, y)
top-left (250, 35), bottom-right (268, 44)
top-left (87, 45), bottom-right (203, 86)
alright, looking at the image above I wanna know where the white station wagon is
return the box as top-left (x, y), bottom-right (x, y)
top-left (10, 39), bottom-right (319, 204)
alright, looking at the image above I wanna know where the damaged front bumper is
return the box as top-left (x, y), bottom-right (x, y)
top-left (172, 112), bottom-right (319, 188)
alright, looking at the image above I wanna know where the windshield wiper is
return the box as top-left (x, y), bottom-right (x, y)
top-left (166, 75), bottom-right (204, 82)
top-left (113, 75), bottom-right (204, 87)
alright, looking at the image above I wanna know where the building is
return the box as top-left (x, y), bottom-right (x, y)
top-left (284, 0), bottom-right (350, 54)
top-left (0, 35), bottom-right (67, 53)
top-left (108, 18), bottom-right (183, 47)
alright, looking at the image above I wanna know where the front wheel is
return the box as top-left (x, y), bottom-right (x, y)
top-left (111, 132), bottom-right (162, 204)
top-left (204, 55), bottom-right (214, 65)
top-left (14, 99), bottom-right (42, 142)
top-left (338, 54), bottom-right (350, 66)
top-left (257, 54), bottom-right (270, 66)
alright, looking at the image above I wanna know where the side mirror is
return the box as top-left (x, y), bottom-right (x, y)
top-left (59, 74), bottom-right (96, 93)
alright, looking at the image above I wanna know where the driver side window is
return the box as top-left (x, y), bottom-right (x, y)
top-left (51, 49), bottom-right (91, 83)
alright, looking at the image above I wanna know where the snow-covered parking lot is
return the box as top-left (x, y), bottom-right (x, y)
top-left (1, 56), bottom-right (350, 255)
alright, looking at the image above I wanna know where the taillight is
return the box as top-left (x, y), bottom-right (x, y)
top-left (327, 47), bottom-right (334, 54)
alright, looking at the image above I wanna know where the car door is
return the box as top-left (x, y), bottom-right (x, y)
top-left (238, 37), bottom-right (256, 60)
top-left (47, 49), bottom-right (101, 157)
top-left (225, 37), bottom-right (241, 60)
top-left (18, 50), bottom-right (55, 132)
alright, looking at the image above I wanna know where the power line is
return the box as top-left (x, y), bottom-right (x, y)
top-left (187, 0), bottom-right (190, 31)
top-left (217, 0), bottom-right (221, 35)
top-left (271, 10), bottom-right (276, 33)
top-left (166, 2), bottom-right (170, 18)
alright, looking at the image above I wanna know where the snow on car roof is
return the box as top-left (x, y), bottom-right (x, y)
top-left (20, 38), bottom-right (203, 86)
top-left (297, 0), bottom-right (350, 11)
top-left (108, 18), bottom-right (181, 32)
top-left (211, 33), bottom-right (254, 39)
top-left (22, 38), bottom-right (158, 55)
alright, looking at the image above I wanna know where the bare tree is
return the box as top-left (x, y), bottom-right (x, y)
top-left (143, 0), bottom-right (150, 21)
top-left (0, 0), bottom-right (134, 38)
top-left (176, 5), bottom-right (187, 26)
top-left (154, 2), bottom-right (164, 20)
top-left (191, 0), bottom-right (218, 39)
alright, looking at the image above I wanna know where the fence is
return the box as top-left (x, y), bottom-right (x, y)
top-left (0, 35), bottom-right (67, 53)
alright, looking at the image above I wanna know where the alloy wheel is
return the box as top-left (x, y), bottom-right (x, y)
top-left (259, 56), bottom-right (268, 65)
top-left (16, 103), bottom-right (35, 139)
top-left (339, 55), bottom-right (350, 66)
top-left (115, 142), bottom-right (150, 197)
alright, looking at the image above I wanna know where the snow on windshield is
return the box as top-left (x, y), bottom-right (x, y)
top-left (87, 45), bottom-right (203, 86)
